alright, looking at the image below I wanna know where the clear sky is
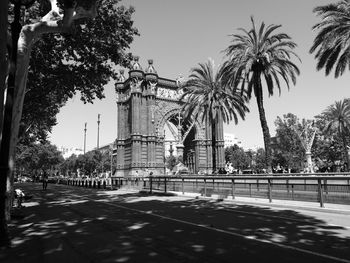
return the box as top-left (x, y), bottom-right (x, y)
top-left (49, 0), bottom-right (349, 152)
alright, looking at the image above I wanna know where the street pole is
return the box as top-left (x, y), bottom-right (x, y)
top-left (83, 122), bottom-right (87, 154)
top-left (97, 114), bottom-right (100, 149)
top-left (110, 144), bottom-right (113, 176)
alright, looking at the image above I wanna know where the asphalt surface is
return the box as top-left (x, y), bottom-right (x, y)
top-left (1, 182), bottom-right (350, 263)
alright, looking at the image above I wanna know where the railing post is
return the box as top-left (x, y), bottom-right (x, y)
top-left (149, 176), bottom-right (153, 194)
top-left (268, 179), bottom-right (272, 203)
top-left (231, 179), bottom-right (235, 199)
top-left (324, 179), bottom-right (328, 194)
top-left (182, 178), bottom-right (184, 195)
top-left (164, 177), bottom-right (167, 193)
top-left (318, 179), bottom-right (324, 208)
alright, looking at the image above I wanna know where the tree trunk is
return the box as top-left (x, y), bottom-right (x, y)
top-left (254, 73), bottom-right (272, 173)
top-left (0, 0), bottom-right (9, 133)
top-left (0, 2), bottom-right (98, 247)
top-left (0, 1), bottom-right (11, 248)
top-left (0, 9), bottom-right (75, 248)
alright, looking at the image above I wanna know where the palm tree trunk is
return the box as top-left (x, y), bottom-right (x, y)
top-left (254, 75), bottom-right (272, 173)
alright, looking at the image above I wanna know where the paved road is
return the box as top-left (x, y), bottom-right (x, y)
top-left (1, 182), bottom-right (350, 263)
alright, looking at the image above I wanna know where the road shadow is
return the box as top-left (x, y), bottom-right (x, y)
top-left (1, 183), bottom-right (350, 263)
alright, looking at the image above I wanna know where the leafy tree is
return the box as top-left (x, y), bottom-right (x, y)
top-left (0, 0), bottom-right (138, 247)
top-left (60, 154), bottom-right (79, 176)
top-left (321, 100), bottom-right (350, 171)
top-left (220, 17), bottom-right (300, 173)
top-left (21, 1), bottom-right (138, 141)
top-left (16, 142), bottom-right (64, 176)
top-left (254, 148), bottom-right (267, 172)
top-left (313, 114), bottom-right (344, 171)
top-left (76, 151), bottom-right (101, 176)
top-left (310, 0), bottom-right (350, 77)
top-left (273, 113), bottom-right (305, 171)
top-left (225, 144), bottom-right (251, 170)
top-left (100, 149), bottom-right (114, 174)
top-left (180, 59), bottom-right (248, 172)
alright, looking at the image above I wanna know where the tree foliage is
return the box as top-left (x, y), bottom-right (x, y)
top-left (220, 17), bottom-right (300, 173)
top-left (16, 141), bottom-right (64, 175)
top-left (20, 0), bottom-right (139, 142)
top-left (318, 99), bottom-right (350, 170)
top-left (180, 59), bottom-right (248, 172)
top-left (60, 149), bottom-right (115, 176)
top-left (225, 144), bottom-right (251, 170)
top-left (272, 113), bottom-right (305, 170)
top-left (310, 0), bottom-right (350, 77)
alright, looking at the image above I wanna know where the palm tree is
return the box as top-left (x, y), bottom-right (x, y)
top-left (180, 59), bottom-right (249, 173)
top-left (220, 17), bottom-right (300, 173)
top-left (323, 100), bottom-right (350, 171)
top-left (310, 0), bottom-right (350, 77)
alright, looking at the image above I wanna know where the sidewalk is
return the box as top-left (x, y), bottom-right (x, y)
top-left (168, 191), bottom-right (350, 215)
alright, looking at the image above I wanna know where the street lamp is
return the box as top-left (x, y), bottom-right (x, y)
top-left (97, 113), bottom-right (100, 149)
top-left (109, 143), bottom-right (114, 177)
top-left (83, 122), bottom-right (87, 154)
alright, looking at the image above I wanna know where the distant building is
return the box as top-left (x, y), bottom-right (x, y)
top-left (60, 147), bottom-right (84, 159)
top-left (224, 133), bottom-right (242, 148)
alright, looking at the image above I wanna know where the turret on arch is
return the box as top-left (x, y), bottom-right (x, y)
top-left (114, 58), bottom-right (225, 176)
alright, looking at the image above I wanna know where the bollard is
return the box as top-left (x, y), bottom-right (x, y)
top-left (164, 177), bottom-right (167, 193)
top-left (149, 176), bottom-right (153, 194)
top-left (268, 179), bottom-right (272, 203)
top-left (231, 179), bottom-right (235, 199)
top-left (324, 179), bottom-right (328, 194)
top-left (204, 179), bottom-right (207, 197)
top-left (182, 178), bottom-right (184, 195)
top-left (318, 179), bottom-right (324, 208)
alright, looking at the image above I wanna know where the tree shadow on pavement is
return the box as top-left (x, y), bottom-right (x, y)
top-left (1, 183), bottom-right (350, 263)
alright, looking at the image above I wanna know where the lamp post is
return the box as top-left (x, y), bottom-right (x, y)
top-left (97, 114), bottom-right (100, 149)
top-left (110, 144), bottom-right (113, 177)
top-left (83, 122), bottom-right (87, 154)
top-left (0, 0), bottom-right (36, 248)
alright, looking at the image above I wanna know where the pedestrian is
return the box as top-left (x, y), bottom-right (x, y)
top-left (42, 171), bottom-right (48, 190)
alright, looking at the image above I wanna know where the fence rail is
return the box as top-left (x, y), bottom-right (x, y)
top-left (143, 174), bottom-right (350, 207)
top-left (61, 173), bottom-right (350, 207)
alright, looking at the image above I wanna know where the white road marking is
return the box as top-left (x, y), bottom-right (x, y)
top-left (75, 195), bottom-right (350, 263)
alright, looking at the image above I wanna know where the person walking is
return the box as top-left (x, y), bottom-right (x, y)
top-left (42, 171), bottom-right (48, 190)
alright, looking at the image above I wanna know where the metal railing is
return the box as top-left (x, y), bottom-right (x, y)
top-left (143, 173), bottom-right (350, 207)
top-left (60, 173), bottom-right (350, 207)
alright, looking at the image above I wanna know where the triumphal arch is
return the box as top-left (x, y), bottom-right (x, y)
top-left (114, 58), bottom-right (225, 176)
